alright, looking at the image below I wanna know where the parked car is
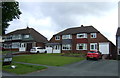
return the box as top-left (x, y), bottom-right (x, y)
top-left (30, 47), bottom-right (47, 53)
top-left (86, 50), bottom-right (102, 60)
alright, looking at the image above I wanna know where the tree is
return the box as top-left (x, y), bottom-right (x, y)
top-left (2, 0), bottom-right (21, 35)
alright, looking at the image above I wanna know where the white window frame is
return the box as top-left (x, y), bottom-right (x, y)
top-left (12, 42), bottom-right (20, 48)
top-left (62, 44), bottom-right (71, 50)
top-left (76, 43), bottom-right (87, 50)
top-left (3, 44), bottom-right (11, 49)
top-left (90, 43), bottom-right (97, 50)
top-left (62, 35), bottom-right (72, 39)
top-left (77, 33), bottom-right (87, 38)
top-left (24, 35), bottom-right (29, 38)
top-left (24, 34), bottom-right (30, 38)
top-left (55, 36), bottom-right (60, 40)
top-left (12, 34), bottom-right (22, 40)
top-left (91, 33), bottom-right (97, 38)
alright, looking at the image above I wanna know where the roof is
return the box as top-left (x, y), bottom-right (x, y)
top-left (54, 25), bottom-right (99, 36)
top-left (5, 27), bottom-right (48, 43)
top-left (116, 27), bottom-right (120, 36)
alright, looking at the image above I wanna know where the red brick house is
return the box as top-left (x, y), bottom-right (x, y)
top-left (46, 25), bottom-right (116, 59)
top-left (3, 27), bottom-right (48, 51)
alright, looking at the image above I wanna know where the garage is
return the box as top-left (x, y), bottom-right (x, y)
top-left (99, 42), bottom-right (109, 54)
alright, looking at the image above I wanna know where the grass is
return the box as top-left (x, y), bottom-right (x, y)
top-left (2, 63), bottom-right (47, 74)
top-left (13, 54), bottom-right (85, 66)
top-left (2, 51), bottom-right (17, 55)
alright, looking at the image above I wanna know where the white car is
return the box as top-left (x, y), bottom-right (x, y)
top-left (30, 47), bottom-right (47, 53)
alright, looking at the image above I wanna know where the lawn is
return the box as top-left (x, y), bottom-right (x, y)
top-left (13, 54), bottom-right (85, 66)
top-left (2, 51), bottom-right (17, 55)
top-left (2, 63), bottom-right (47, 74)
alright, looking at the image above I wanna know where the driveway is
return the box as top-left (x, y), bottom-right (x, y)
top-left (2, 60), bottom-right (118, 76)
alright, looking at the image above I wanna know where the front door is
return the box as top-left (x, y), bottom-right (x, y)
top-left (53, 45), bottom-right (61, 53)
top-left (19, 43), bottom-right (26, 51)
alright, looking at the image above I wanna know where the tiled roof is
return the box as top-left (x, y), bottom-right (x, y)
top-left (54, 25), bottom-right (99, 36)
top-left (5, 27), bottom-right (48, 43)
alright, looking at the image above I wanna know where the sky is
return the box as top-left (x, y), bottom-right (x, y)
top-left (6, 0), bottom-right (119, 44)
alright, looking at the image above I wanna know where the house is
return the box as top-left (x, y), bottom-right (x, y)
top-left (46, 25), bottom-right (116, 59)
top-left (116, 27), bottom-right (120, 59)
top-left (2, 27), bottom-right (48, 52)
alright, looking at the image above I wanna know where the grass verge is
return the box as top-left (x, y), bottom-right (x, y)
top-left (2, 63), bottom-right (47, 74)
top-left (13, 54), bottom-right (85, 66)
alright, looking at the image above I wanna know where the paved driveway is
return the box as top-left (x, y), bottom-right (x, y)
top-left (23, 60), bottom-right (118, 76)
top-left (2, 60), bottom-right (118, 76)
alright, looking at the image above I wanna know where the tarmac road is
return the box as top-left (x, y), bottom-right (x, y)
top-left (2, 59), bottom-right (118, 76)
top-left (23, 60), bottom-right (118, 76)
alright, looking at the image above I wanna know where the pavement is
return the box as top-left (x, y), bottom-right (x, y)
top-left (2, 59), bottom-right (118, 76)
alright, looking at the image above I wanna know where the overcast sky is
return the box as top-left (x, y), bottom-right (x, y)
top-left (6, 1), bottom-right (118, 44)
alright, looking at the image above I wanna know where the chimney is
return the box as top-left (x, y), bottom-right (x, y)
top-left (81, 25), bottom-right (84, 27)
top-left (27, 26), bottom-right (29, 29)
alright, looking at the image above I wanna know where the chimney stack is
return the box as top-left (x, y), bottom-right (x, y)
top-left (81, 25), bottom-right (84, 27)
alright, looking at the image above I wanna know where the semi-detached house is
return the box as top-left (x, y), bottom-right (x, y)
top-left (3, 27), bottom-right (48, 52)
top-left (46, 25), bottom-right (116, 59)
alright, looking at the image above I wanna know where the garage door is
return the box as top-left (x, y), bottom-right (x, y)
top-left (99, 42), bottom-right (109, 54)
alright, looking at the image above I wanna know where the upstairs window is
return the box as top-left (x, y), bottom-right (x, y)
top-left (24, 35), bottom-right (29, 38)
top-left (77, 33), bottom-right (87, 38)
top-left (91, 33), bottom-right (97, 38)
top-left (55, 36), bottom-right (60, 40)
top-left (12, 34), bottom-right (22, 40)
top-left (62, 35), bottom-right (72, 39)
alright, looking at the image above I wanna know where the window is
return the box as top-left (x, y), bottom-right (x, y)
top-left (77, 33), bottom-right (87, 38)
top-left (24, 35), bottom-right (29, 38)
top-left (3, 44), bottom-right (11, 49)
top-left (12, 42), bottom-right (20, 48)
top-left (76, 43), bottom-right (87, 50)
top-left (4, 36), bottom-right (12, 41)
top-left (12, 34), bottom-right (22, 40)
top-left (55, 36), bottom-right (60, 40)
top-left (91, 33), bottom-right (97, 38)
top-left (90, 43), bottom-right (97, 50)
top-left (62, 44), bottom-right (71, 50)
top-left (62, 35), bottom-right (72, 39)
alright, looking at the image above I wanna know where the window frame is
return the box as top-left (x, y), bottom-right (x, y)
top-left (90, 43), bottom-right (97, 50)
top-left (91, 33), bottom-right (97, 38)
top-left (62, 35), bottom-right (72, 39)
top-left (12, 42), bottom-right (20, 48)
top-left (55, 36), bottom-right (60, 40)
top-left (76, 43), bottom-right (87, 50)
top-left (77, 33), bottom-right (87, 38)
top-left (62, 44), bottom-right (71, 50)
top-left (24, 35), bottom-right (30, 38)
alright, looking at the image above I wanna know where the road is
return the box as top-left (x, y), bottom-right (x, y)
top-left (2, 60), bottom-right (118, 76)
